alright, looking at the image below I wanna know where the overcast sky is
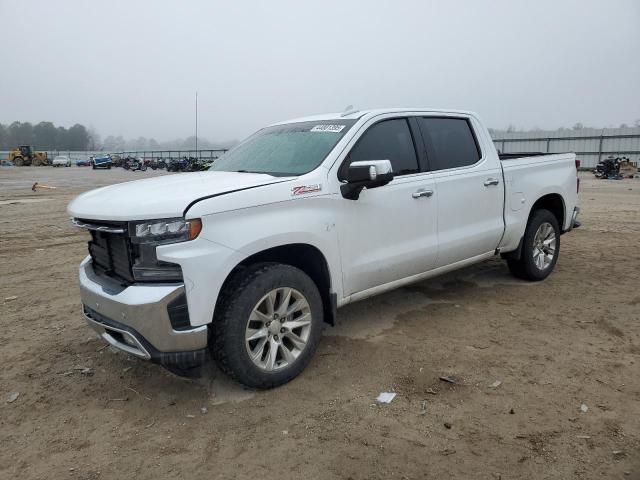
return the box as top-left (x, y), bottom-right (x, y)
top-left (1, 0), bottom-right (639, 142)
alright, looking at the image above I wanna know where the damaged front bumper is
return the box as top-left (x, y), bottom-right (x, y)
top-left (79, 257), bottom-right (208, 370)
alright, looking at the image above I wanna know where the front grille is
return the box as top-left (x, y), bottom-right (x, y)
top-left (84, 221), bottom-right (135, 283)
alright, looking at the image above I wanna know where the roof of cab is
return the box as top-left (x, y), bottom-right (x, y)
top-left (269, 108), bottom-right (478, 127)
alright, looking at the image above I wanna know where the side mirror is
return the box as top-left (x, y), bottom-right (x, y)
top-left (341, 160), bottom-right (394, 200)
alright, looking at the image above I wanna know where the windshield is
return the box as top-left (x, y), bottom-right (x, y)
top-left (209, 120), bottom-right (356, 176)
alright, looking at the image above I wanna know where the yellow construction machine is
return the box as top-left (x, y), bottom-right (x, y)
top-left (8, 146), bottom-right (49, 166)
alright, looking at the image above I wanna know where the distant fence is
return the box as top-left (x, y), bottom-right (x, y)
top-left (491, 127), bottom-right (640, 169)
top-left (0, 149), bottom-right (228, 163)
top-left (113, 149), bottom-right (228, 161)
top-left (4, 128), bottom-right (640, 170)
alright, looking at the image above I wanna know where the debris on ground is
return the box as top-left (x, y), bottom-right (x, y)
top-left (444, 422), bottom-right (452, 429)
top-left (613, 450), bottom-right (626, 457)
top-left (509, 408), bottom-right (515, 414)
top-left (419, 400), bottom-right (427, 415)
top-left (376, 392), bottom-right (396, 403)
top-left (201, 407), bottom-right (208, 414)
top-left (4, 296), bottom-right (18, 302)
top-left (6, 392), bottom-right (20, 403)
top-left (580, 403), bottom-right (589, 413)
top-left (576, 435), bottom-right (591, 439)
top-left (186, 414), bottom-right (195, 419)
top-left (439, 376), bottom-right (457, 384)
top-left (490, 380), bottom-right (502, 388)
top-left (441, 448), bottom-right (456, 456)
top-left (31, 182), bottom-right (57, 192)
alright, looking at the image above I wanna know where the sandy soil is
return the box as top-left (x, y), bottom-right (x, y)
top-left (1, 167), bottom-right (639, 480)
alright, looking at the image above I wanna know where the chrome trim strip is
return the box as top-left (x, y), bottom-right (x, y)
top-left (83, 312), bottom-right (151, 359)
top-left (72, 218), bottom-right (126, 234)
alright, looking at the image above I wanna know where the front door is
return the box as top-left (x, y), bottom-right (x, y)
top-left (336, 117), bottom-right (439, 296)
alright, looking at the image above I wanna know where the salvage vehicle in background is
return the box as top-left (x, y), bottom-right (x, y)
top-left (166, 157), bottom-right (189, 172)
top-left (68, 108), bottom-right (580, 388)
top-left (123, 157), bottom-right (146, 171)
top-left (594, 155), bottom-right (638, 179)
top-left (76, 158), bottom-right (92, 167)
top-left (52, 155), bottom-right (72, 167)
top-left (150, 158), bottom-right (167, 170)
top-left (92, 154), bottom-right (112, 170)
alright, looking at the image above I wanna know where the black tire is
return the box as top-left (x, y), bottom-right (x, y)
top-left (507, 209), bottom-right (560, 281)
top-left (211, 262), bottom-right (324, 388)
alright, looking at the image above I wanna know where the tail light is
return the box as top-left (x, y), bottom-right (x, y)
top-left (575, 159), bottom-right (581, 169)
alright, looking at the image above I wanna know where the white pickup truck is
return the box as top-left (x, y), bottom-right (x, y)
top-left (68, 108), bottom-right (580, 388)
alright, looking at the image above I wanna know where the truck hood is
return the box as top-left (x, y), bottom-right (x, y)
top-left (67, 171), bottom-right (294, 221)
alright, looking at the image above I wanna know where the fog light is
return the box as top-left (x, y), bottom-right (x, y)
top-left (123, 333), bottom-right (138, 347)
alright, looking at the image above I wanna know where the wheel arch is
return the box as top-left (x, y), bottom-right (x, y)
top-left (215, 243), bottom-right (337, 326)
top-left (502, 193), bottom-right (565, 261)
top-left (530, 193), bottom-right (565, 231)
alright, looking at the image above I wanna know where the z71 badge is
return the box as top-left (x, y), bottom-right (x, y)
top-left (292, 184), bottom-right (322, 196)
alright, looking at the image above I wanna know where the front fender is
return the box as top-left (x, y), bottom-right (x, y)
top-left (201, 195), bottom-right (343, 300)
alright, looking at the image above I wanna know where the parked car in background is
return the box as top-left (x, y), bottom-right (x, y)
top-left (1, 159), bottom-right (15, 167)
top-left (68, 108), bottom-right (580, 388)
top-left (92, 154), bottom-right (112, 170)
top-left (76, 158), bottom-right (92, 167)
top-left (52, 155), bottom-right (72, 167)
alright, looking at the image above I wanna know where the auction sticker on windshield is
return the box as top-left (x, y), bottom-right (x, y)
top-left (310, 125), bottom-right (345, 133)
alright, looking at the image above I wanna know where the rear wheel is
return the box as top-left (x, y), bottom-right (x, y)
top-left (13, 156), bottom-right (23, 167)
top-left (211, 263), bottom-right (323, 388)
top-left (507, 209), bottom-right (560, 281)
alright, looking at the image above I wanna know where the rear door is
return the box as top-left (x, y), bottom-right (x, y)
top-left (337, 117), bottom-right (438, 296)
top-left (418, 116), bottom-right (504, 267)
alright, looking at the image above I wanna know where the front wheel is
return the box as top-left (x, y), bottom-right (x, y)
top-left (507, 209), bottom-right (560, 281)
top-left (211, 263), bottom-right (323, 388)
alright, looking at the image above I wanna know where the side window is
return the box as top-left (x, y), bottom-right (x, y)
top-left (346, 118), bottom-right (419, 177)
top-left (420, 117), bottom-right (481, 171)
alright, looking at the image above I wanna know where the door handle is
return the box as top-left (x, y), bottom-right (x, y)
top-left (412, 189), bottom-right (434, 199)
top-left (484, 178), bottom-right (500, 187)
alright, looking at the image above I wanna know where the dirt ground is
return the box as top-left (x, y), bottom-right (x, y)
top-left (1, 167), bottom-right (639, 480)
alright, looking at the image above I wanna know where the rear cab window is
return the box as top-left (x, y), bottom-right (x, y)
top-left (419, 117), bottom-right (481, 171)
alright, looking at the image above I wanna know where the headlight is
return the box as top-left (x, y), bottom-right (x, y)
top-left (129, 218), bottom-right (202, 245)
top-left (128, 217), bottom-right (202, 282)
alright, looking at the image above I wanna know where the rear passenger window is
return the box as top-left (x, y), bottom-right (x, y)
top-left (346, 118), bottom-right (419, 176)
top-left (420, 117), bottom-right (481, 170)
